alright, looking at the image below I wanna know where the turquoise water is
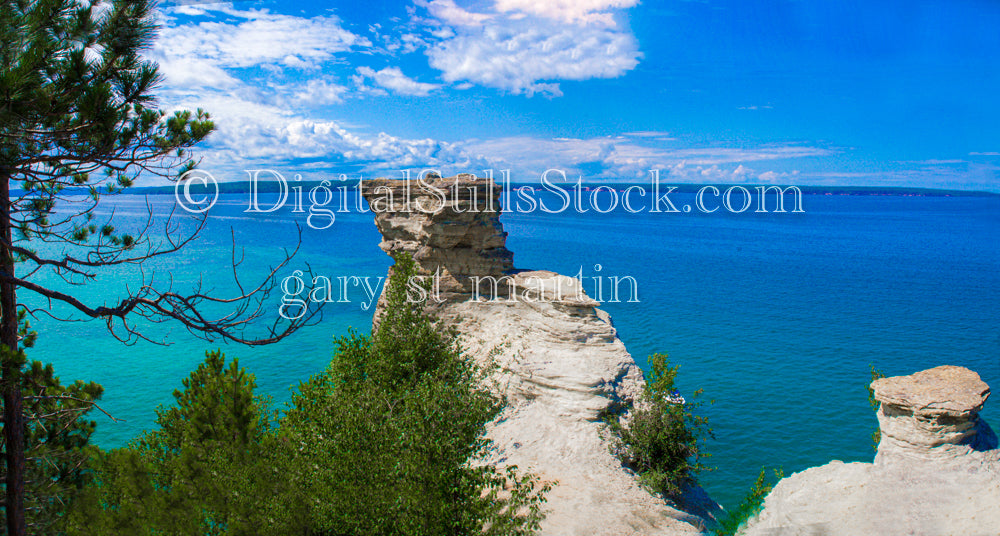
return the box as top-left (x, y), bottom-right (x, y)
top-left (24, 191), bottom-right (1000, 508)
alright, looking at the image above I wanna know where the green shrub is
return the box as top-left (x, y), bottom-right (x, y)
top-left (2, 359), bottom-right (104, 533)
top-left (63, 350), bottom-right (276, 535)
top-left (68, 253), bottom-right (551, 535)
top-left (0, 314), bottom-right (104, 533)
top-left (713, 466), bottom-right (783, 536)
top-left (279, 252), bottom-right (550, 535)
top-left (868, 364), bottom-right (886, 452)
top-left (604, 353), bottom-right (712, 498)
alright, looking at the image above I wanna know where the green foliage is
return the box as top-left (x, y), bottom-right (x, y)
top-left (605, 353), bottom-right (712, 498)
top-left (68, 254), bottom-right (550, 535)
top-left (150, 351), bottom-right (268, 451)
top-left (0, 0), bottom-right (215, 189)
top-left (19, 362), bottom-right (104, 532)
top-left (0, 318), bottom-right (104, 533)
top-left (278, 252), bottom-right (550, 535)
top-left (713, 467), bottom-right (784, 536)
top-left (2, 0), bottom-right (215, 261)
top-left (63, 350), bottom-right (272, 535)
top-left (868, 364), bottom-right (886, 452)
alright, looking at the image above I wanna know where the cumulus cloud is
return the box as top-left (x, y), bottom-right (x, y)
top-left (494, 0), bottom-right (639, 26)
top-left (290, 78), bottom-right (351, 105)
top-left (355, 66), bottom-right (440, 96)
top-left (154, 56), bottom-right (240, 89)
top-left (404, 0), bottom-right (641, 96)
top-left (158, 88), bottom-right (495, 177)
top-left (154, 4), bottom-right (365, 73)
top-left (420, 0), bottom-right (493, 26)
top-left (147, 3), bottom-right (470, 177)
top-left (426, 19), bottom-right (640, 96)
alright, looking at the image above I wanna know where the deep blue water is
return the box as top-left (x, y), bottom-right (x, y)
top-left (23, 191), bottom-right (1000, 508)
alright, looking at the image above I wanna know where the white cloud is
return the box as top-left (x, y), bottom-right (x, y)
top-left (290, 78), bottom-right (351, 105)
top-left (494, 0), bottom-right (639, 26)
top-left (154, 56), bottom-right (240, 89)
top-left (158, 90), bottom-right (491, 178)
top-left (732, 164), bottom-right (752, 179)
top-left (153, 4), bottom-right (366, 76)
top-left (355, 66), bottom-right (440, 96)
top-left (426, 19), bottom-right (640, 96)
top-left (148, 8), bottom-right (359, 150)
top-left (421, 0), bottom-right (493, 26)
top-left (171, 5), bottom-right (207, 17)
top-left (401, 0), bottom-right (642, 96)
top-left (462, 136), bottom-right (831, 180)
top-left (148, 4), bottom-right (472, 176)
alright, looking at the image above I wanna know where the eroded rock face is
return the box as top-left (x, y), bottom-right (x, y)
top-left (742, 366), bottom-right (1000, 536)
top-left (872, 365), bottom-right (993, 461)
top-left (361, 176), bottom-right (514, 302)
top-left (363, 176), bottom-right (717, 536)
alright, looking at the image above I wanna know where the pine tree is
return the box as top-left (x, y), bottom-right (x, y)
top-left (64, 351), bottom-right (272, 535)
top-left (16, 354), bottom-right (104, 533)
top-left (0, 2), bottom-right (317, 532)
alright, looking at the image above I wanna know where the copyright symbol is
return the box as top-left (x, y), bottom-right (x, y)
top-left (175, 169), bottom-right (219, 214)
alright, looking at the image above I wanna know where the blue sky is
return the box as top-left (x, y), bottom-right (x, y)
top-left (152, 0), bottom-right (1000, 190)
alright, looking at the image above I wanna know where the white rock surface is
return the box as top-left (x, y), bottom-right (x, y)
top-left (363, 177), bottom-right (717, 535)
top-left (742, 366), bottom-right (1000, 536)
top-left (445, 272), bottom-right (713, 536)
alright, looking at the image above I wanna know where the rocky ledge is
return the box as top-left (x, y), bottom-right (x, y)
top-left (743, 365), bottom-right (999, 536)
top-left (363, 176), bottom-right (718, 535)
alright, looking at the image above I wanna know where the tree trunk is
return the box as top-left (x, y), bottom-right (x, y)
top-left (0, 173), bottom-right (26, 536)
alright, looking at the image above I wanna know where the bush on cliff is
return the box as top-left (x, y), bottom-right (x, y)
top-left (605, 353), bottom-right (712, 498)
top-left (278, 252), bottom-right (551, 535)
top-left (66, 253), bottom-right (550, 535)
top-left (868, 363), bottom-right (886, 451)
top-left (712, 466), bottom-right (783, 536)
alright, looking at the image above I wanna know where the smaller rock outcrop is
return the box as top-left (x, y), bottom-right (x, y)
top-left (742, 366), bottom-right (999, 536)
top-left (872, 365), bottom-right (995, 461)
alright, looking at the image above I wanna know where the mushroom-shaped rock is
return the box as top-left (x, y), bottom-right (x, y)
top-left (743, 366), bottom-right (1000, 536)
top-left (872, 365), bottom-right (993, 460)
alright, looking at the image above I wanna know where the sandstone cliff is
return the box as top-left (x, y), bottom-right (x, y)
top-left (742, 365), bottom-right (1000, 536)
top-left (362, 176), bottom-right (717, 536)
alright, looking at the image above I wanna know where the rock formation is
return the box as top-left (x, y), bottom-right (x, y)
top-left (362, 175), bottom-right (513, 304)
top-left (872, 365), bottom-right (995, 460)
top-left (742, 365), bottom-right (999, 536)
top-left (362, 176), bottom-right (718, 535)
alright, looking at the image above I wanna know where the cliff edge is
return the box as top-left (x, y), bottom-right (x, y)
top-left (742, 365), bottom-right (999, 536)
top-left (362, 176), bottom-right (717, 536)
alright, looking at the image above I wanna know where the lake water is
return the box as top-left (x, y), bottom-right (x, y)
top-left (23, 189), bottom-right (1000, 508)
